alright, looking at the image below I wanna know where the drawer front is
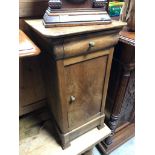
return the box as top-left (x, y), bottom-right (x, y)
top-left (63, 31), bottom-right (119, 58)
top-left (64, 54), bottom-right (108, 129)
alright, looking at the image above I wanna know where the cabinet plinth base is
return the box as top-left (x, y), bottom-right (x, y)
top-left (54, 114), bottom-right (105, 149)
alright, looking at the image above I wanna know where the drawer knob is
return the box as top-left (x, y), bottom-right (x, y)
top-left (70, 96), bottom-right (76, 103)
top-left (89, 41), bottom-right (95, 47)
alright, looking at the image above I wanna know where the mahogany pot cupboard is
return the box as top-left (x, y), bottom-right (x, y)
top-left (24, 19), bottom-right (126, 148)
top-left (19, 0), bottom-right (128, 150)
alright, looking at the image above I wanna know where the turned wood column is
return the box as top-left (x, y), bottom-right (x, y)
top-left (104, 68), bottom-right (131, 145)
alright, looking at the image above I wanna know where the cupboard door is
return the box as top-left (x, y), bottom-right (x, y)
top-left (64, 55), bottom-right (108, 129)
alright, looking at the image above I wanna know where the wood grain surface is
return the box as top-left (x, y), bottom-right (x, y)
top-left (19, 30), bottom-right (41, 57)
top-left (19, 56), bottom-right (46, 116)
top-left (120, 30), bottom-right (135, 40)
top-left (24, 19), bottom-right (125, 148)
top-left (19, 0), bottom-right (48, 17)
top-left (25, 19), bottom-right (126, 38)
top-left (119, 30), bottom-right (135, 46)
top-left (65, 55), bottom-right (107, 129)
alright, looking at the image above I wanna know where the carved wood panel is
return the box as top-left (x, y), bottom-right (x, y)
top-left (101, 32), bottom-right (135, 153)
top-left (117, 70), bottom-right (135, 127)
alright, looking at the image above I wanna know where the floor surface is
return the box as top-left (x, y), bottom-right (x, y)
top-left (93, 137), bottom-right (135, 155)
top-left (19, 108), bottom-right (111, 155)
top-left (20, 108), bottom-right (135, 155)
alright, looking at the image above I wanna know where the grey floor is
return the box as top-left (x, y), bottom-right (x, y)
top-left (93, 137), bottom-right (135, 155)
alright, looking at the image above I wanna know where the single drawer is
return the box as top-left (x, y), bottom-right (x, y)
top-left (63, 30), bottom-right (119, 58)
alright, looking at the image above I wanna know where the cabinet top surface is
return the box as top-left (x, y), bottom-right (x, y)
top-left (25, 19), bottom-right (126, 38)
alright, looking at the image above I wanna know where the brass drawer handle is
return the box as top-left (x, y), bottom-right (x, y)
top-left (89, 41), bottom-right (95, 48)
top-left (70, 96), bottom-right (76, 103)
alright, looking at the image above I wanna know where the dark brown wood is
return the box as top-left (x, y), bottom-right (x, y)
top-left (48, 0), bottom-right (107, 9)
top-left (19, 0), bottom-right (108, 18)
top-left (43, 9), bottom-right (111, 27)
top-left (25, 19), bottom-right (125, 149)
top-left (19, 0), bottom-right (48, 17)
top-left (93, 0), bottom-right (107, 8)
top-left (97, 30), bottom-right (135, 154)
top-left (57, 0), bottom-right (92, 8)
top-left (119, 30), bottom-right (135, 46)
top-left (120, 30), bottom-right (135, 41)
top-left (43, 0), bottom-right (110, 27)
top-left (97, 123), bottom-right (135, 154)
top-left (106, 123), bottom-right (135, 153)
top-left (48, 0), bottom-right (62, 9)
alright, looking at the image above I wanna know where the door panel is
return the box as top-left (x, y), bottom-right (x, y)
top-left (64, 55), bottom-right (108, 129)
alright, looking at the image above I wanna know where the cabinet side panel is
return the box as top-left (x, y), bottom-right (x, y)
top-left (43, 53), bottom-right (65, 132)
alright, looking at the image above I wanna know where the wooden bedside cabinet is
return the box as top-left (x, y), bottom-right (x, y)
top-left (25, 19), bottom-right (126, 149)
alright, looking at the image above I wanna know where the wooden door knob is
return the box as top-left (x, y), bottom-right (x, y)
top-left (70, 96), bottom-right (76, 103)
top-left (89, 41), bottom-right (95, 47)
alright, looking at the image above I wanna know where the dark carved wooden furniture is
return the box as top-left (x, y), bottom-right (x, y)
top-left (97, 30), bottom-right (135, 154)
top-left (45, 0), bottom-right (108, 9)
top-left (43, 0), bottom-right (111, 27)
top-left (25, 19), bottom-right (126, 149)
